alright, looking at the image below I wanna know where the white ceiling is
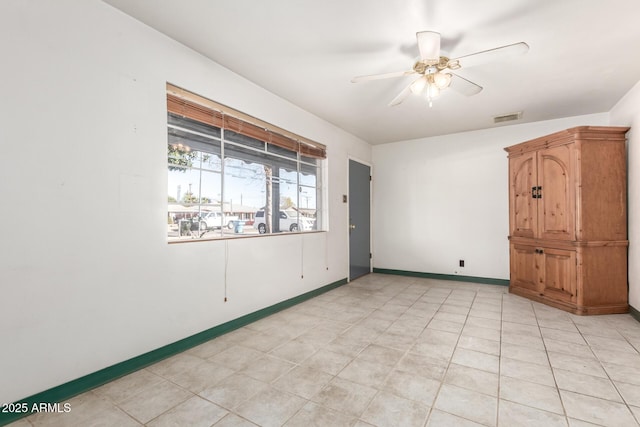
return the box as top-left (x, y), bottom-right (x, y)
top-left (104, 0), bottom-right (640, 145)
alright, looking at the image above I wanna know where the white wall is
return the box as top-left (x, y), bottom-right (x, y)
top-left (611, 80), bottom-right (640, 311)
top-left (0, 1), bottom-right (371, 404)
top-left (372, 113), bottom-right (609, 280)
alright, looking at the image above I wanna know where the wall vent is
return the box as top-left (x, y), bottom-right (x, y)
top-left (493, 112), bottom-right (522, 123)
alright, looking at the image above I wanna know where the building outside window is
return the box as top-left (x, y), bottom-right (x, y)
top-left (166, 86), bottom-right (326, 241)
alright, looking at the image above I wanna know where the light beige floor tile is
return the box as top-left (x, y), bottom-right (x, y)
top-left (500, 342), bottom-right (550, 366)
top-left (417, 328), bottom-right (460, 346)
top-left (547, 351), bottom-right (607, 378)
top-left (5, 419), bottom-right (31, 427)
top-left (301, 348), bottom-right (352, 375)
top-left (410, 342), bottom-right (456, 365)
top-left (630, 406), bottom-right (640, 423)
top-left (440, 304), bottom-right (471, 315)
top-left (465, 316), bottom-right (502, 331)
top-left (616, 381), bottom-right (640, 407)
top-left (268, 339), bottom-right (319, 364)
top-left (434, 384), bottom-right (497, 426)
top-left (462, 325), bottom-right (501, 342)
top-left (470, 302), bottom-right (502, 314)
top-left (238, 330), bottom-right (293, 352)
top-left (239, 355), bottom-right (295, 383)
top-left (444, 363), bottom-right (499, 397)
top-left (21, 276), bottom-right (640, 427)
top-left (553, 368), bottom-right (622, 402)
top-left (575, 324), bottom-right (624, 340)
top-left (27, 391), bottom-right (114, 426)
top-left (501, 331), bottom-right (546, 350)
top-left (427, 318), bottom-right (465, 334)
top-left (502, 314), bottom-right (538, 326)
top-left (542, 338), bottom-right (596, 359)
top-left (273, 365), bottom-right (333, 399)
top-left (360, 391), bottom-right (429, 427)
top-left (373, 331), bottom-right (417, 351)
top-left (283, 402), bottom-right (356, 427)
top-left (426, 409), bottom-right (486, 426)
top-left (147, 396), bottom-right (227, 427)
top-left (357, 343), bottom-right (404, 365)
top-left (208, 345), bottom-right (265, 371)
top-left (502, 321), bottom-right (541, 337)
top-left (560, 390), bottom-right (638, 426)
top-left (567, 418), bottom-right (602, 427)
top-left (591, 347), bottom-right (640, 368)
top-left (500, 376), bottom-right (564, 414)
top-left (541, 327), bottom-right (586, 345)
top-left (537, 318), bottom-right (579, 332)
top-left (163, 360), bottom-right (235, 394)
top-left (498, 399), bottom-right (568, 427)
top-left (500, 357), bottom-right (556, 386)
top-left (234, 386), bottom-right (307, 427)
top-left (338, 357), bottom-right (393, 388)
top-left (451, 348), bottom-right (499, 374)
top-left (583, 334), bottom-right (638, 353)
top-left (186, 337), bottom-right (234, 359)
top-left (311, 377), bottom-right (378, 417)
top-left (382, 369), bottom-right (441, 405)
top-left (93, 369), bottom-right (164, 404)
top-left (213, 413), bottom-right (258, 426)
top-left (468, 309), bottom-right (502, 321)
top-left (118, 380), bottom-right (192, 424)
top-left (433, 311), bottom-right (468, 324)
top-left (457, 335), bottom-right (501, 356)
top-left (603, 362), bottom-right (640, 386)
top-left (199, 373), bottom-right (270, 410)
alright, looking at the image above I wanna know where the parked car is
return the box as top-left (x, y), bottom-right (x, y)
top-left (254, 209), bottom-right (315, 234)
top-left (199, 211), bottom-right (238, 229)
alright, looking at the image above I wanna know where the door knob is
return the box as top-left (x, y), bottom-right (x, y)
top-left (349, 224), bottom-right (356, 230)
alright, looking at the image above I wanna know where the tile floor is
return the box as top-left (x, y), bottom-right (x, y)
top-left (9, 273), bottom-right (640, 426)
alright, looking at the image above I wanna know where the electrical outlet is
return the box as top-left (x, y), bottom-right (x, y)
top-left (459, 260), bottom-right (465, 268)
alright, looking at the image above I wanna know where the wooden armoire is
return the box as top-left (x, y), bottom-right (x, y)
top-left (505, 126), bottom-right (629, 315)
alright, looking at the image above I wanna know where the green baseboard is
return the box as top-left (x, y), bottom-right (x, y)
top-left (630, 305), bottom-right (640, 323)
top-left (0, 278), bottom-right (347, 426)
top-left (373, 268), bottom-right (510, 286)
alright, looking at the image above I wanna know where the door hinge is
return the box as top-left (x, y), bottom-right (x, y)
top-left (369, 175), bottom-right (372, 181)
top-left (369, 253), bottom-right (372, 259)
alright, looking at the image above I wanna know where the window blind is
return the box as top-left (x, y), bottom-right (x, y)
top-left (166, 84), bottom-right (326, 159)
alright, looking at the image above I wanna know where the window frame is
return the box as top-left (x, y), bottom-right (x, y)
top-left (166, 84), bottom-right (326, 242)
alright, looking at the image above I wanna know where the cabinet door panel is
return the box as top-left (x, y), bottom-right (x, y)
top-left (541, 248), bottom-right (576, 303)
top-left (509, 152), bottom-right (537, 238)
top-left (510, 243), bottom-right (540, 292)
top-left (538, 145), bottom-right (574, 240)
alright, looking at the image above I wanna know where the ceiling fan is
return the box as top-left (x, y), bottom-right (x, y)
top-left (351, 31), bottom-right (529, 107)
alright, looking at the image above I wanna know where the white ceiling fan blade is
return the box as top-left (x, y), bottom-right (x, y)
top-left (450, 42), bottom-right (529, 69)
top-left (449, 73), bottom-right (483, 96)
top-left (388, 81), bottom-right (415, 106)
top-left (416, 31), bottom-right (440, 63)
top-left (351, 70), bottom-right (415, 83)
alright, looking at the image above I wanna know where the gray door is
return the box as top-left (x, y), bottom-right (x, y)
top-left (349, 159), bottom-right (371, 280)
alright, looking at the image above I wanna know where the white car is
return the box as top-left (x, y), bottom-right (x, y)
top-left (254, 209), bottom-right (315, 234)
top-left (199, 211), bottom-right (238, 229)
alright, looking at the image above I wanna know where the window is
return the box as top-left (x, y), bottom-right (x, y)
top-left (166, 85), bottom-right (326, 241)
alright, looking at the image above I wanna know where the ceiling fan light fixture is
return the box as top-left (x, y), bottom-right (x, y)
top-left (433, 72), bottom-right (452, 89)
top-left (426, 84), bottom-right (440, 99)
top-left (410, 76), bottom-right (427, 94)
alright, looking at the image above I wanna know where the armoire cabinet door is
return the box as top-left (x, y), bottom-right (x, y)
top-left (540, 247), bottom-right (577, 303)
top-left (510, 243), bottom-right (540, 293)
top-left (537, 145), bottom-right (574, 240)
top-left (509, 152), bottom-right (538, 238)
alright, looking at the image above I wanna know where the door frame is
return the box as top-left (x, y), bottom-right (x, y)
top-left (347, 156), bottom-right (373, 281)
